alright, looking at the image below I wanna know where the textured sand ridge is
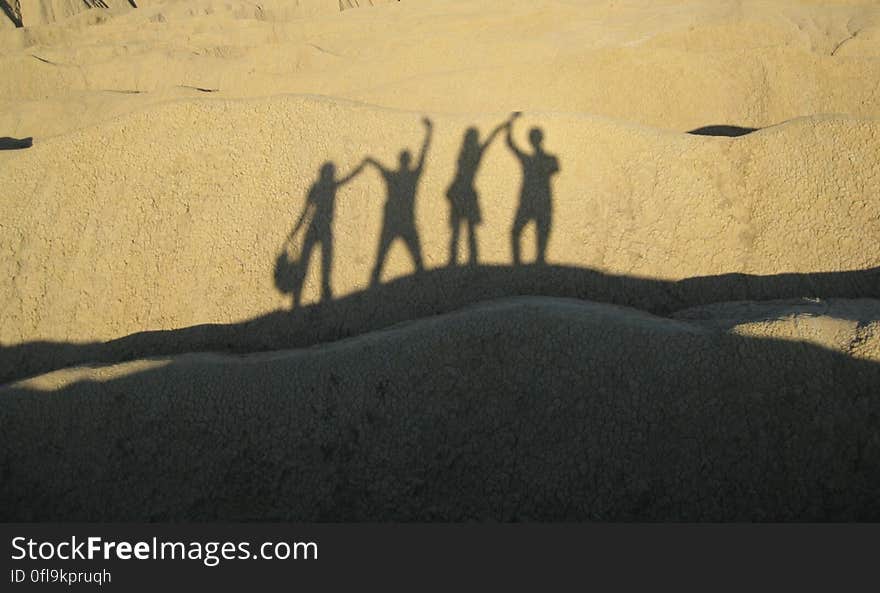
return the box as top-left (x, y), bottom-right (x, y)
top-left (2, 0), bottom-right (880, 138)
top-left (1, 102), bottom-right (877, 352)
top-left (3, 297), bottom-right (880, 520)
top-left (2, 0), bottom-right (392, 29)
top-left (1, 0), bottom-right (879, 520)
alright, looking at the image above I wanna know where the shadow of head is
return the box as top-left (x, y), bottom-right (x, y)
top-left (529, 127), bottom-right (544, 149)
top-left (320, 162), bottom-right (336, 180)
top-left (398, 150), bottom-right (412, 168)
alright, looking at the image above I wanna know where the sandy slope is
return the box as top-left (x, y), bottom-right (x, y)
top-left (1, 98), bottom-right (878, 349)
top-left (2, 297), bottom-right (879, 520)
top-left (1, 1), bottom-right (878, 353)
top-left (2, 0), bottom-right (880, 139)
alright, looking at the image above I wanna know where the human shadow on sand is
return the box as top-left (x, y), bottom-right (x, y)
top-left (445, 115), bottom-right (515, 266)
top-left (276, 161), bottom-right (367, 307)
top-left (2, 102), bottom-right (879, 521)
top-left (506, 113), bottom-right (560, 265)
top-left (365, 117), bottom-right (433, 285)
top-left (2, 112), bottom-right (878, 384)
top-left (275, 114), bottom-right (560, 311)
top-left (276, 118), bottom-right (435, 309)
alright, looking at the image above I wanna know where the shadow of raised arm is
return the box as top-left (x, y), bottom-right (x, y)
top-left (481, 114), bottom-right (516, 154)
top-left (415, 117), bottom-right (433, 174)
top-left (506, 112), bottom-right (525, 160)
top-left (337, 160), bottom-right (367, 186)
top-left (363, 157), bottom-right (390, 176)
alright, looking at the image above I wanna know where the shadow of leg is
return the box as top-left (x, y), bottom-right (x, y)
top-left (511, 209), bottom-right (527, 265)
top-left (404, 229), bottom-right (424, 273)
top-left (371, 227), bottom-right (394, 286)
top-left (449, 216), bottom-right (461, 267)
top-left (536, 213), bottom-right (550, 265)
top-left (320, 239), bottom-right (333, 302)
top-left (467, 218), bottom-right (478, 266)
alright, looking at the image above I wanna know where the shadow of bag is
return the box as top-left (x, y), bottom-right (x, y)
top-left (274, 208), bottom-right (311, 295)
top-left (273, 248), bottom-right (300, 295)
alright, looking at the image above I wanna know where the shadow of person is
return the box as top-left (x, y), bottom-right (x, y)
top-left (276, 160), bottom-right (365, 308)
top-left (446, 116), bottom-right (514, 267)
top-left (365, 117), bottom-right (433, 285)
top-left (506, 114), bottom-right (560, 265)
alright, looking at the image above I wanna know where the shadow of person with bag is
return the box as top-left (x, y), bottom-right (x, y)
top-left (275, 160), bottom-right (366, 308)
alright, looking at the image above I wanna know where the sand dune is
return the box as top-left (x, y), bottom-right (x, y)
top-left (3, 296), bottom-right (879, 520)
top-left (3, 264), bottom-right (879, 385)
top-left (2, 0), bottom-right (880, 139)
top-left (1, 0), bottom-right (879, 520)
top-left (1, 98), bottom-right (878, 350)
